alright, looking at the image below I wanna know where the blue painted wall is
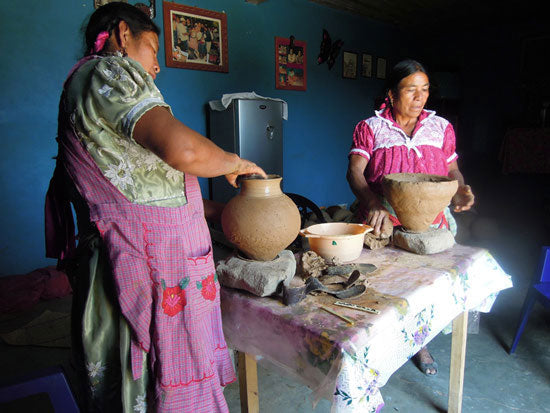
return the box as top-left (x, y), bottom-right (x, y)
top-left (0, 0), bottom-right (408, 275)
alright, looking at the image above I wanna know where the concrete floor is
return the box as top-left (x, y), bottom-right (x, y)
top-left (1, 158), bottom-right (550, 412)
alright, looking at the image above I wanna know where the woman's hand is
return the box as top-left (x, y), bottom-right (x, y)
top-left (452, 185), bottom-right (475, 212)
top-left (366, 199), bottom-right (393, 238)
top-left (347, 155), bottom-right (393, 238)
top-left (225, 158), bottom-right (267, 188)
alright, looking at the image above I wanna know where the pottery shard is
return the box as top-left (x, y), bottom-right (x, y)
top-left (382, 173), bottom-right (458, 232)
top-left (216, 250), bottom-right (296, 297)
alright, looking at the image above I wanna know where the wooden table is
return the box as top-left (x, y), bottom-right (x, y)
top-left (220, 245), bottom-right (512, 412)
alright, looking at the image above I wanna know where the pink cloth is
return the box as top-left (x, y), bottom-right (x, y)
top-left (349, 107), bottom-right (458, 195)
top-left (0, 267), bottom-right (72, 313)
top-left (51, 56), bottom-right (235, 411)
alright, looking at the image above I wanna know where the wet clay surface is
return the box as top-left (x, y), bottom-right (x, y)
top-left (382, 173), bottom-right (458, 232)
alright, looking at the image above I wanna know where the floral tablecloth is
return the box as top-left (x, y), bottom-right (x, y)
top-left (220, 244), bottom-right (513, 412)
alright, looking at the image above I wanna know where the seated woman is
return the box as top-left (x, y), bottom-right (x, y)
top-left (346, 59), bottom-right (474, 375)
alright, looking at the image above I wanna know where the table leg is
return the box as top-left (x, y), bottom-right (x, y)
top-left (448, 310), bottom-right (468, 413)
top-left (237, 351), bottom-right (259, 413)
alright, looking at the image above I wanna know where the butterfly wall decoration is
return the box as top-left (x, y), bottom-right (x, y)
top-left (318, 29), bottom-right (343, 70)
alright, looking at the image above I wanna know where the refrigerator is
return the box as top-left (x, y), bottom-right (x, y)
top-left (208, 98), bottom-right (284, 203)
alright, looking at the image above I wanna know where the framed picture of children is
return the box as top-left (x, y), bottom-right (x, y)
top-left (275, 36), bottom-right (307, 91)
top-left (163, 2), bottom-right (228, 72)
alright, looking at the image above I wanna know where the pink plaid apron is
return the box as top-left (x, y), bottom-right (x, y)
top-left (53, 57), bottom-right (235, 411)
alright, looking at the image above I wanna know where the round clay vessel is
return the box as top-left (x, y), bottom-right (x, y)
top-left (381, 173), bottom-right (458, 233)
top-left (221, 174), bottom-right (301, 261)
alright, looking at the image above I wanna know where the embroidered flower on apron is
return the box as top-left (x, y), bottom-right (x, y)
top-left (197, 273), bottom-right (218, 301)
top-left (161, 278), bottom-right (189, 316)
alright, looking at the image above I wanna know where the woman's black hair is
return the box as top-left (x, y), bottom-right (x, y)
top-left (84, 1), bottom-right (159, 55)
top-left (385, 59), bottom-right (429, 102)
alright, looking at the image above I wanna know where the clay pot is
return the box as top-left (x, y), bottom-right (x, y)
top-left (221, 174), bottom-right (300, 261)
top-left (381, 173), bottom-right (458, 233)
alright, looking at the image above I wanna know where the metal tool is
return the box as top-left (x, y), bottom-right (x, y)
top-left (320, 305), bottom-right (355, 326)
top-left (333, 301), bottom-right (380, 314)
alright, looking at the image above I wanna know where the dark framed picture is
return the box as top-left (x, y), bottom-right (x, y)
top-left (275, 36), bottom-right (307, 91)
top-left (94, 0), bottom-right (126, 8)
top-left (163, 2), bottom-right (228, 72)
top-left (361, 53), bottom-right (373, 77)
top-left (95, 0), bottom-right (156, 18)
top-left (376, 57), bottom-right (387, 79)
top-left (342, 51), bottom-right (358, 79)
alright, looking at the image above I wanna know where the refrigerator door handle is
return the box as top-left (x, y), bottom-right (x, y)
top-left (266, 125), bottom-right (275, 140)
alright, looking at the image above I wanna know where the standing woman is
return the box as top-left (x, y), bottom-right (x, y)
top-left (45, 2), bottom-right (265, 412)
top-left (346, 59), bottom-right (474, 375)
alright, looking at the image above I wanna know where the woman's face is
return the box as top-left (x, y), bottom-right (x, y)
top-left (125, 31), bottom-right (160, 80)
top-left (390, 71), bottom-right (430, 119)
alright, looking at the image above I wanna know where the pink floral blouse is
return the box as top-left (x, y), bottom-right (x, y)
top-left (349, 107), bottom-right (458, 195)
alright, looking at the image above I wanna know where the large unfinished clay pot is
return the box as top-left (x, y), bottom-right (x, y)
top-left (381, 173), bottom-right (458, 232)
top-left (221, 174), bottom-right (300, 261)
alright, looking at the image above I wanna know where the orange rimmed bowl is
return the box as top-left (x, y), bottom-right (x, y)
top-left (300, 222), bottom-right (373, 262)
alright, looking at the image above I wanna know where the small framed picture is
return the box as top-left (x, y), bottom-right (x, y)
top-left (361, 53), bottom-right (373, 77)
top-left (275, 36), bottom-right (307, 91)
top-left (342, 51), bottom-right (358, 79)
top-left (376, 57), bottom-right (387, 79)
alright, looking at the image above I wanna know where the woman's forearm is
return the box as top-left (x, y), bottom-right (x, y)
top-left (134, 106), bottom-right (244, 178)
top-left (166, 126), bottom-right (243, 178)
top-left (448, 160), bottom-right (475, 211)
top-left (447, 161), bottom-right (466, 187)
top-left (346, 164), bottom-right (379, 209)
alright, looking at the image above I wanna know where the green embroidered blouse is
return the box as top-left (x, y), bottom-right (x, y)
top-left (66, 56), bottom-right (187, 207)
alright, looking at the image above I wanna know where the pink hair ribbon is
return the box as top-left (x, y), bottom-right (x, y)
top-left (93, 31), bottom-right (110, 53)
top-left (379, 96), bottom-right (391, 110)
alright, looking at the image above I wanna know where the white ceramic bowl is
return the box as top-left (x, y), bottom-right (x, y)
top-left (300, 222), bottom-right (373, 262)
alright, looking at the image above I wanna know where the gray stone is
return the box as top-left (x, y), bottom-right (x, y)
top-left (216, 250), bottom-right (296, 297)
top-left (393, 227), bottom-right (455, 254)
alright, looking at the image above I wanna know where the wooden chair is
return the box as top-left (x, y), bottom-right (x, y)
top-left (509, 246), bottom-right (550, 353)
top-left (284, 192), bottom-right (326, 251)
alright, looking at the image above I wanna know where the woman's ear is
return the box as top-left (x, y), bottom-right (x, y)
top-left (117, 20), bottom-right (131, 48)
top-left (388, 90), bottom-right (396, 106)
